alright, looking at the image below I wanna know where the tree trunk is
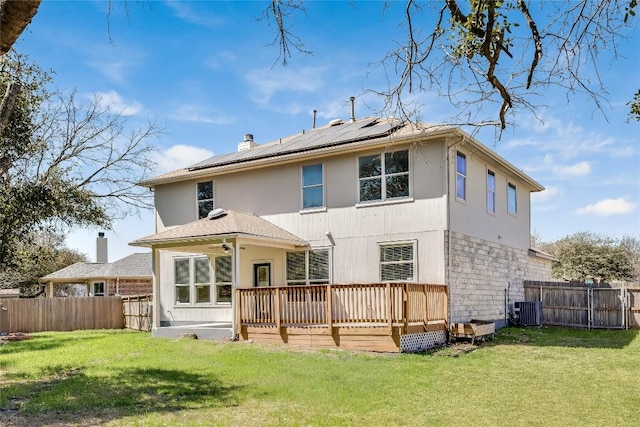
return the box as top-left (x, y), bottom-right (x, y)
top-left (0, 0), bottom-right (42, 55)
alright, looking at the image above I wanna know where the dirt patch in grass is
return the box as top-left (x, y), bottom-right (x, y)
top-left (0, 332), bottom-right (32, 342)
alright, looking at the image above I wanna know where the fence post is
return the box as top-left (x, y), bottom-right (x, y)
top-left (588, 288), bottom-right (592, 330)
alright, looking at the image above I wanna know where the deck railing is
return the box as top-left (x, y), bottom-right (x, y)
top-left (237, 283), bottom-right (448, 331)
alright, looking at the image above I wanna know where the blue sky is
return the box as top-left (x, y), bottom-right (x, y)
top-left (14, 0), bottom-right (640, 262)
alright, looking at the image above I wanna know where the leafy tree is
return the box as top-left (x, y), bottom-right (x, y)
top-left (629, 89), bottom-right (640, 122)
top-left (0, 53), bottom-right (160, 276)
top-left (0, 231), bottom-right (87, 297)
top-left (540, 232), bottom-right (637, 282)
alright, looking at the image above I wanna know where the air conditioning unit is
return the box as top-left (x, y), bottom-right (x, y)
top-left (515, 301), bottom-right (543, 326)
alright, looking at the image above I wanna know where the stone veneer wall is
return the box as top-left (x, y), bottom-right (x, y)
top-left (445, 231), bottom-right (552, 326)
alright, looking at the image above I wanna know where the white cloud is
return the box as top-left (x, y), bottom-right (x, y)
top-left (153, 145), bottom-right (214, 173)
top-left (245, 66), bottom-right (328, 105)
top-left (531, 186), bottom-right (562, 203)
top-left (92, 91), bottom-right (142, 116)
top-left (576, 198), bottom-right (637, 217)
top-left (552, 161), bottom-right (591, 177)
top-left (164, 1), bottom-right (224, 27)
top-left (171, 104), bottom-right (233, 124)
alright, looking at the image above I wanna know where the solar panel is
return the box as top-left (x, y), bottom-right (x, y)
top-left (188, 117), bottom-right (401, 171)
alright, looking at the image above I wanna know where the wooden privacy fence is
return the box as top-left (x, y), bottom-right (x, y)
top-left (524, 281), bottom-right (640, 329)
top-left (0, 296), bottom-right (124, 333)
top-left (122, 294), bottom-right (152, 331)
top-left (237, 283), bottom-right (448, 332)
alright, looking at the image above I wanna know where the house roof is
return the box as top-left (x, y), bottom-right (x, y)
top-left (139, 116), bottom-right (544, 192)
top-left (40, 252), bottom-right (152, 283)
top-left (528, 248), bottom-right (559, 262)
top-left (130, 209), bottom-right (308, 249)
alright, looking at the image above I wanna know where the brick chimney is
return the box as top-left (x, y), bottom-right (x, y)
top-left (96, 232), bottom-right (108, 263)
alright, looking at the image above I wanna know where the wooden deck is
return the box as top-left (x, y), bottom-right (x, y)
top-left (236, 283), bottom-right (448, 352)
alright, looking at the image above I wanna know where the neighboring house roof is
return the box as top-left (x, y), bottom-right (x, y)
top-left (40, 252), bottom-right (152, 283)
top-left (528, 248), bottom-right (559, 262)
top-left (139, 117), bottom-right (544, 192)
top-left (130, 209), bottom-right (308, 249)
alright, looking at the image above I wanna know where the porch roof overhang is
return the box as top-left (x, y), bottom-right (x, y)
top-left (129, 209), bottom-right (309, 252)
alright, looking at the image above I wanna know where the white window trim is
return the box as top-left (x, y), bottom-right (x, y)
top-left (356, 149), bottom-right (412, 204)
top-left (173, 255), bottom-right (222, 307)
top-left (286, 247), bottom-right (332, 285)
top-left (507, 182), bottom-right (518, 216)
top-left (301, 163), bottom-right (325, 211)
top-left (196, 180), bottom-right (215, 220)
top-left (91, 281), bottom-right (105, 297)
top-left (487, 169), bottom-right (496, 215)
top-left (456, 151), bottom-right (467, 202)
top-left (378, 240), bottom-right (418, 283)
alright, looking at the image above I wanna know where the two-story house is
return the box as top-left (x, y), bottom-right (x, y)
top-left (131, 115), bottom-right (553, 350)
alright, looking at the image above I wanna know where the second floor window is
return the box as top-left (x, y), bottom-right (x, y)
top-left (487, 170), bottom-right (496, 213)
top-left (508, 183), bottom-right (517, 215)
top-left (456, 152), bottom-right (466, 200)
top-left (197, 181), bottom-right (214, 219)
top-left (358, 149), bottom-right (409, 203)
top-left (302, 164), bottom-right (324, 209)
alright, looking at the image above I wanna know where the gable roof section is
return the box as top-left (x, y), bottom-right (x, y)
top-left (130, 209), bottom-right (308, 248)
top-left (40, 252), bottom-right (152, 283)
top-left (139, 117), bottom-right (543, 192)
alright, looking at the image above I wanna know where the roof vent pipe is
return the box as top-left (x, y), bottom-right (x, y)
top-left (312, 109), bottom-right (317, 129)
top-left (350, 96), bottom-right (355, 122)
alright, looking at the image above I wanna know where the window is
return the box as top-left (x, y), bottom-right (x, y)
top-left (93, 282), bottom-right (105, 297)
top-left (456, 152), bottom-right (466, 200)
top-left (379, 243), bottom-right (415, 282)
top-left (197, 181), bottom-right (214, 219)
top-left (194, 257), bottom-right (211, 303)
top-left (302, 164), bottom-right (324, 209)
top-left (174, 258), bottom-right (190, 303)
top-left (487, 170), bottom-right (496, 213)
top-left (174, 256), bottom-right (230, 305)
top-left (508, 183), bottom-right (517, 214)
top-left (286, 249), bottom-right (330, 285)
top-left (214, 256), bottom-right (232, 303)
top-left (358, 149), bottom-right (410, 203)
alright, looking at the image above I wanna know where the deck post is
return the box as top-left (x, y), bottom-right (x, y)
top-left (403, 283), bottom-right (409, 334)
top-left (386, 283), bottom-right (392, 335)
top-left (236, 289), bottom-right (242, 333)
top-left (275, 287), bottom-right (281, 330)
top-left (423, 284), bottom-right (428, 327)
top-left (326, 284), bottom-right (333, 335)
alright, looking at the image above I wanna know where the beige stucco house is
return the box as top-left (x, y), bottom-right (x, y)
top-left (131, 116), bottom-right (553, 343)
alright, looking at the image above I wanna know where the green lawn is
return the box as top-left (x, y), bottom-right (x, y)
top-left (1, 327), bottom-right (639, 426)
